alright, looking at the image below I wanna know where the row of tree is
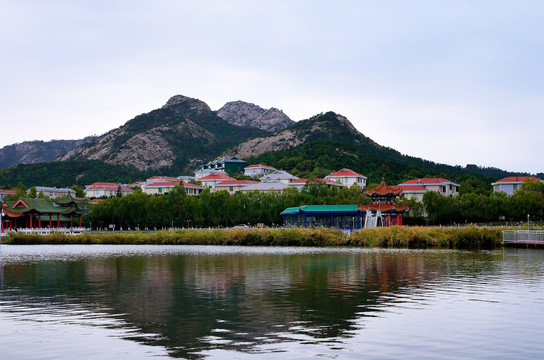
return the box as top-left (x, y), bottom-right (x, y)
top-left (86, 180), bottom-right (544, 229)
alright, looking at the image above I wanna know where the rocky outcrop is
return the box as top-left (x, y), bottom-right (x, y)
top-left (216, 101), bottom-right (294, 132)
top-left (0, 137), bottom-right (96, 170)
top-left (60, 95), bottom-right (262, 172)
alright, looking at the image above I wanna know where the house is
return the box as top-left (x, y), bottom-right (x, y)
top-left (260, 170), bottom-right (299, 184)
top-left (393, 185), bottom-right (428, 202)
top-left (324, 168), bottom-right (367, 189)
top-left (199, 172), bottom-right (235, 188)
top-left (213, 179), bottom-right (255, 195)
top-left (177, 176), bottom-right (196, 183)
top-left (244, 164), bottom-right (277, 178)
top-left (142, 181), bottom-right (180, 195)
top-left (491, 176), bottom-right (543, 195)
top-left (194, 169), bottom-right (228, 181)
top-left (198, 157), bottom-right (248, 175)
top-left (238, 181), bottom-right (289, 193)
top-left (145, 176), bottom-right (180, 184)
top-left (26, 186), bottom-right (76, 199)
top-left (84, 182), bottom-right (134, 198)
top-left (288, 178), bottom-right (343, 191)
top-left (398, 178), bottom-right (459, 197)
top-left (0, 189), bottom-right (16, 201)
top-left (181, 183), bottom-right (204, 196)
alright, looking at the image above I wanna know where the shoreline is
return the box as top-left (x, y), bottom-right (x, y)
top-left (1, 226), bottom-right (505, 250)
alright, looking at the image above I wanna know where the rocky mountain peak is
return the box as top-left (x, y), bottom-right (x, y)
top-left (216, 101), bottom-right (294, 132)
top-left (162, 95), bottom-right (211, 114)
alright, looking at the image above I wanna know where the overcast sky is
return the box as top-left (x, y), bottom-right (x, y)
top-left (1, 1), bottom-right (542, 174)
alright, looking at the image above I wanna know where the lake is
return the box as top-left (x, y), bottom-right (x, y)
top-left (1, 245), bottom-right (543, 359)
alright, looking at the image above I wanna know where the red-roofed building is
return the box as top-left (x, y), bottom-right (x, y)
top-left (145, 176), bottom-right (180, 184)
top-left (214, 179), bottom-right (255, 194)
top-left (84, 183), bottom-right (134, 198)
top-left (491, 176), bottom-right (543, 195)
top-left (199, 172), bottom-right (235, 188)
top-left (398, 178), bottom-right (459, 197)
top-left (359, 179), bottom-right (408, 226)
top-left (244, 164), bottom-right (277, 178)
top-left (142, 181), bottom-right (180, 195)
top-left (288, 178), bottom-right (343, 190)
top-left (325, 168), bottom-right (367, 189)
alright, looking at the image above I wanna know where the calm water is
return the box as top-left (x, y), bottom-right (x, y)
top-left (1, 245), bottom-right (543, 359)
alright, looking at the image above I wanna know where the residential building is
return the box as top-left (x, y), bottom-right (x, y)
top-left (182, 183), bottom-right (204, 196)
top-left (0, 189), bottom-right (16, 200)
top-left (199, 172), bottom-right (235, 188)
top-left (214, 179), bottom-right (255, 194)
top-left (491, 176), bottom-right (543, 195)
top-left (26, 186), bottom-right (76, 199)
top-left (145, 176), bottom-right (180, 184)
top-left (260, 170), bottom-right (299, 184)
top-left (393, 185), bottom-right (428, 202)
top-left (198, 157), bottom-right (248, 175)
top-left (324, 168), bottom-right (367, 189)
top-left (288, 178), bottom-right (343, 191)
top-left (244, 164), bottom-right (277, 178)
top-left (84, 182), bottom-right (134, 198)
top-left (177, 176), bottom-right (196, 183)
top-left (398, 178), bottom-right (459, 197)
top-left (142, 181), bottom-right (180, 195)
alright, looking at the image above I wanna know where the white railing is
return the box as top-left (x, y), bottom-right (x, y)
top-left (503, 230), bottom-right (544, 243)
top-left (1, 227), bottom-right (87, 236)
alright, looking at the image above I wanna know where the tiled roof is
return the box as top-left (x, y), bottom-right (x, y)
top-left (261, 170), bottom-right (299, 181)
top-left (494, 176), bottom-right (542, 184)
top-left (86, 183), bottom-right (133, 191)
top-left (325, 168), bottom-right (367, 179)
top-left (199, 173), bottom-right (235, 181)
top-left (143, 181), bottom-right (180, 188)
top-left (399, 178), bottom-right (459, 186)
top-left (0, 190), bottom-right (16, 194)
top-left (146, 176), bottom-right (179, 182)
top-left (182, 183), bottom-right (204, 189)
top-left (364, 179), bottom-right (402, 196)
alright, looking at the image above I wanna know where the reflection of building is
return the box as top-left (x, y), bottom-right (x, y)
top-left (491, 176), bottom-right (543, 195)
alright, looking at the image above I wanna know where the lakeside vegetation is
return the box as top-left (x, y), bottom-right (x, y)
top-left (3, 226), bottom-right (504, 250)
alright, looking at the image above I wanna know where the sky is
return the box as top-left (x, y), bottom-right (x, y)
top-left (1, 0), bottom-right (543, 174)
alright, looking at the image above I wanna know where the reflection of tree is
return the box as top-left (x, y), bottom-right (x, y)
top-left (0, 249), bottom-right (504, 359)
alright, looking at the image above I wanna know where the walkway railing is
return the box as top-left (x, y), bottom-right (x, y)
top-left (503, 230), bottom-right (544, 244)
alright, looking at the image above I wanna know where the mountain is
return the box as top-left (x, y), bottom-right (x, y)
top-left (215, 101), bottom-right (294, 132)
top-left (0, 138), bottom-right (96, 170)
top-left (225, 112), bottom-right (517, 183)
top-left (60, 95), bottom-right (264, 172)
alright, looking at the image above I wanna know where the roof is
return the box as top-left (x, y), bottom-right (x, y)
top-left (240, 182), bottom-right (289, 192)
top-left (393, 185), bottom-right (428, 193)
top-left (365, 179), bottom-right (403, 196)
top-left (244, 164), bottom-right (276, 170)
top-left (27, 187), bottom-right (75, 194)
top-left (215, 180), bottom-right (255, 187)
top-left (143, 181), bottom-right (180, 188)
top-left (146, 176), bottom-right (179, 183)
top-left (85, 183), bottom-right (134, 192)
top-left (206, 157), bottom-right (248, 165)
top-left (280, 205), bottom-right (360, 216)
top-left (199, 172), bottom-right (235, 181)
top-left (399, 178), bottom-right (459, 186)
top-left (325, 168), bottom-right (367, 179)
top-left (0, 190), bottom-right (16, 194)
top-left (195, 169), bottom-right (227, 175)
top-left (3, 198), bottom-right (71, 216)
top-left (289, 178), bottom-right (342, 186)
top-left (492, 176), bottom-right (542, 184)
top-left (261, 170), bottom-right (299, 181)
top-left (54, 194), bottom-right (87, 205)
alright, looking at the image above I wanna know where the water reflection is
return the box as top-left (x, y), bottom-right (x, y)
top-left (1, 246), bottom-right (544, 359)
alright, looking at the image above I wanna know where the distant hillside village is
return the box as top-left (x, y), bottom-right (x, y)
top-left (2, 156), bottom-right (542, 234)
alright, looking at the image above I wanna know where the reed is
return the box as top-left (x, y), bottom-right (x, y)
top-left (2, 226), bottom-right (503, 249)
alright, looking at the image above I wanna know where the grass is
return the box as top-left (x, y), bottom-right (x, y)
top-left (2, 226), bottom-right (504, 249)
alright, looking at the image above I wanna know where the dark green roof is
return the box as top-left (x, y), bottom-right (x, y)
top-left (280, 204), bottom-right (360, 216)
top-left (4, 197), bottom-right (84, 215)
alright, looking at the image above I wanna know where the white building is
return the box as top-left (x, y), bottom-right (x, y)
top-left (398, 178), bottom-right (459, 197)
top-left (324, 168), bottom-right (367, 189)
top-left (491, 176), bottom-right (543, 195)
top-left (244, 164), bottom-right (277, 178)
top-left (260, 170), bottom-right (299, 185)
top-left (84, 183), bottom-right (134, 198)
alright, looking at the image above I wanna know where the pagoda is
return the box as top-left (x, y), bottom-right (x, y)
top-left (359, 179), bottom-right (408, 226)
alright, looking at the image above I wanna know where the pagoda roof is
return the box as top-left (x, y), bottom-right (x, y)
top-left (54, 194), bottom-right (87, 206)
top-left (2, 198), bottom-right (73, 216)
top-left (364, 179), bottom-right (403, 196)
